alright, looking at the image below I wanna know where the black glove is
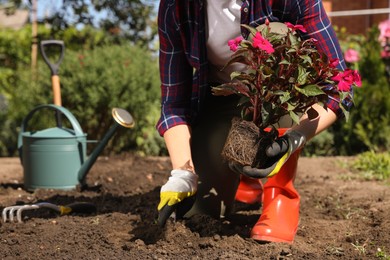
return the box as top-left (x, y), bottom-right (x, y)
top-left (229, 130), bottom-right (306, 178)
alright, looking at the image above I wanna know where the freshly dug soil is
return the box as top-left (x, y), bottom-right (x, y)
top-left (1, 154), bottom-right (390, 259)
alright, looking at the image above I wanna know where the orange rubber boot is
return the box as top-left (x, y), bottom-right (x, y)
top-left (235, 175), bottom-right (263, 204)
top-left (250, 150), bottom-right (301, 243)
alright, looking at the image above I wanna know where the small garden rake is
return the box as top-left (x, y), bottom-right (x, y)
top-left (2, 202), bottom-right (96, 223)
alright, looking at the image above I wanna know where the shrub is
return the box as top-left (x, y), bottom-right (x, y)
top-left (302, 129), bottom-right (336, 157)
top-left (4, 43), bottom-right (164, 156)
top-left (320, 26), bottom-right (390, 156)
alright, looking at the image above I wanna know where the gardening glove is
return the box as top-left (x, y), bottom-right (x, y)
top-left (157, 169), bottom-right (198, 227)
top-left (239, 130), bottom-right (306, 179)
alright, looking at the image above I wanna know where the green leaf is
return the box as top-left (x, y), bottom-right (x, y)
top-left (279, 92), bottom-right (292, 103)
top-left (343, 109), bottom-right (350, 122)
top-left (242, 24), bottom-right (260, 39)
top-left (297, 65), bottom-right (310, 85)
top-left (289, 110), bottom-right (301, 125)
top-left (299, 54), bottom-right (312, 64)
top-left (294, 84), bottom-right (325, 97)
top-left (211, 86), bottom-right (237, 96)
top-left (212, 83), bottom-right (251, 97)
top-left (287, 102), bottom-right (298, 111)
top-left (230, 71), bottom-right (242, 80)
top-left (287, 48), bottom-right (298, 54)
top-left (288, 32), bottom-right (299, 46)
top-left (261, 102), bottom-right (273, 126)
top-left (339, 91), bottom-right (350, 102)
top-left (279, 59), bottom-right (291, 65)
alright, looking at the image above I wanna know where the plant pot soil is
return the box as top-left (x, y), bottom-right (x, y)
top-left (221, 117), bottom-right (280, 168)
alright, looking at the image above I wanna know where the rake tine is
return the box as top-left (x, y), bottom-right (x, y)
top-left (2, 206), bottom-right (22, 222)
top-left (17, 205), bottom-right (40, 223)
top-left (2, 206), bottom-right (12, 222)
top-left (9, 206), bottom-right (23, 222)
top-left (2, 205), bottom-right (40, 223)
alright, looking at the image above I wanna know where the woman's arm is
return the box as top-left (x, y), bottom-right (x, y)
top-left (163, 124), bottom-right (194, 171)
top-left (157, 0), bottom-right (193, 136)
top-left (158, 1), bottom-right (195, 171)
top-left (292, 103), bottom-right (337, 141)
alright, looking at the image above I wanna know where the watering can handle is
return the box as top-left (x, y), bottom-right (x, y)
top-left (17, 104), bottom-right (84, 152)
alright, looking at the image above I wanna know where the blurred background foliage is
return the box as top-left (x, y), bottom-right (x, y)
top-left (302, 25), bottom-right (390, 158)
top-left (0, 0), bottom-right (389, 165)
top-left (0, 0), bottom-right (163, 157)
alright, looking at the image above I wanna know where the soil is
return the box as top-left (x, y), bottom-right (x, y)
top-left (1, 154), bottom-right (390, 259)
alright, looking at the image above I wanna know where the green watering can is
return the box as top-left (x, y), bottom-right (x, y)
top-left (17, 104), bottom-right (135, 191)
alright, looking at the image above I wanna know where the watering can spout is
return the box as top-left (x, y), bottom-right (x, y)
top-left (78, 108), bottom-right (135, 184)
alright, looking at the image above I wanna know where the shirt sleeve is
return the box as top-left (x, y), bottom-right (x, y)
top-left (293, 0), bottom-right (353, 118)
top-left (156, 0), bottom-right (194, 136)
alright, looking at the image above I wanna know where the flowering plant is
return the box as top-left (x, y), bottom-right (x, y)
top-left (211, 21), bottom-right (361, 168)
top-left (212, 21), bottom-right (361, 131)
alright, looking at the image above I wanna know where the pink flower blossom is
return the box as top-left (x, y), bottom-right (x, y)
top-left (285, 22), bottom-right (307, 33)
top-left (378, 19), bottom-right (390, 43)
top-left (381, 50), bottom-right (390, 58)
top-left (344, 49), bottom-right (360, 63)
top-left (252, 32), bottom-right (274, 54)
top-left (332, 69), bottom-right (362, 91)
top-left (228, 36), bottom-right (243, 52)
top-left (329, 58), bottom-right (340, 68)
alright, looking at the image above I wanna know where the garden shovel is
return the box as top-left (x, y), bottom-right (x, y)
top-left (40, 40), bottom-right (65, 127)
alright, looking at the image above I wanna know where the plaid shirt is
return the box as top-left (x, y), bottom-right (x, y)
top-left (156, 0), bottom-right (350, 136)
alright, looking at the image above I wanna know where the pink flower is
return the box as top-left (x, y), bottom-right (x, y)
top-left (228, 36), bottom-right (243, 52)
top-left (381, 50), bottom-right (390, 58)
top-left (285, 22), bottom-right (307, 33)
top-left (378, 19), bottom-right (390, 43)
top-left (252, 32), bottom-right (274, 54)
top-left (329, 58), bottom-right (340, 68)
top-left (344, 49), bottom-right (360, 63)
top-left (353, 70), bottom-right (362, 87)
top-left (332, 69), bottom-right (362, 91)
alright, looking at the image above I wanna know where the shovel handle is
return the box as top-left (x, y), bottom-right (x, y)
top-left (40, 40), bottom-right (64, 125)
top-left (40, 40), bottom-right (65, 76)
top-left (51, 75), bottom-right (62, 106)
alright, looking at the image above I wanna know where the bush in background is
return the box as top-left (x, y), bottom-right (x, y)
top-left (2, 43), bottom-right (165, 156)
top-left (305, 25), bottom-right (390, 156)
top-left (335, 26), bottom-right (390, 154)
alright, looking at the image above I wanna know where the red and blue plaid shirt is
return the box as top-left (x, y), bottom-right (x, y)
top-left (156, 0), bottom-right (350, 136)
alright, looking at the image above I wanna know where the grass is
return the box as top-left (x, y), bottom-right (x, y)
top-left (376, 247), bottom-right (390, 259)
top-left (349, 151), bottom-right (390, 182)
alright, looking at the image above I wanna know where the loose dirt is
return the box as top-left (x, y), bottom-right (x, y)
top-left (0, 154), bottom-right (389, 259)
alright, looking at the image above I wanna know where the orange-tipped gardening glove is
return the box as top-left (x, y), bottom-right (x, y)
top-left (157, 169), bottom-right (198, 227)
top-left (230, 130), bottom-right (306, 179)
